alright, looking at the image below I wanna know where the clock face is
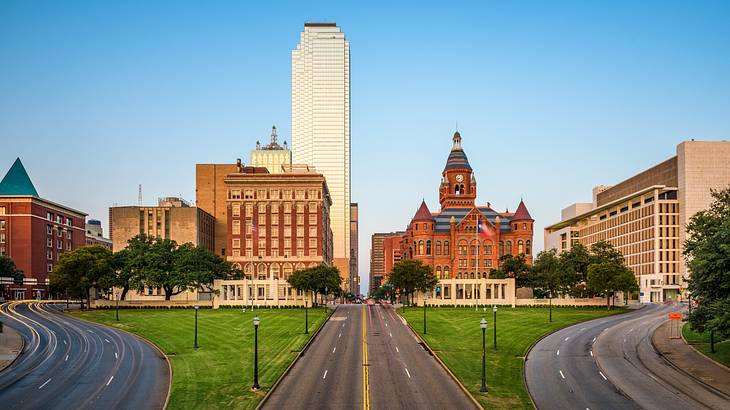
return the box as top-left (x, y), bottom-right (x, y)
top-left (455, 174), bottom-right (464, 182)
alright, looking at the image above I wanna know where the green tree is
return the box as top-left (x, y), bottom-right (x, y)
top-left (498, 254), bottom-right (531, 287)
top-left (530, 249), bottom-right (573, 321)
top-left (288, 264), bottom-right (341, 305)
top-left (288, 267), bottom-right (316, 304)
top-left (560, 243), bottom-right (592, 296)
top-left (49, 246), bottom-right (114, 307)
top-left (387, 259), bottom-right (433, 305)
top-left (0, 255), bottom-right (23, 280)
top-left (174, 243), bottom-right (234, 295)
top-left (684, 187), bottom-right (730, 338)
top-left (586, 261), bottom-right (636, 309)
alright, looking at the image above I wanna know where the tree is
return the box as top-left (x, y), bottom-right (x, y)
top-left (288, 264), bottom-right (341, 305)
top-left (498, 254), bottom-right (531, 287)
top-left (387, 259), bottom-right (433, 305)
top-left (530, 249), bottom-right (573, 321)
top-left (560, 243), bottom-right (592, 296)
top-left (684, 187), bottom-right (730, 338)
top-left (174, 243), bottom-right (234, 295)
top-left (590, 240), bottom-right (624, 265)
top-left (49, 246), bottom-right (114, 307)
top-left (0, 255), bottom-right (23, 280)
top-left (288, 266), bottom-right (316, 303)
top-left (586, 261), bottom-right (636, 309)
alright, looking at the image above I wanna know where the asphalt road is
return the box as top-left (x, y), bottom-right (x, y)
top-left (525, 303), bottom-right (730, 410)
top-left (263, 304), bottom-right (476, 410)
top-left (0, 301), bottom-right (169, 410)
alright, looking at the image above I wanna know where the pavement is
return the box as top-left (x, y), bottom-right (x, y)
top-left (526, 302), bottom-right (730, 410)
top-left (0, 322), bottom-right (23, 371)
top-left (653, 320), bottom-right (730, 396)
top-left (0, 301), bottom-right (170, 410)
top-left (262, 304), bottom-right (477, 410)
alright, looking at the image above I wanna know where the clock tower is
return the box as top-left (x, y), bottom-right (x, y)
top-left (439, 131), bottom-right (476, 209)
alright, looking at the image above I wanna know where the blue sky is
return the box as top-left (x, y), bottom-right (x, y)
top-left (2, 1), bottom-right (729, 293)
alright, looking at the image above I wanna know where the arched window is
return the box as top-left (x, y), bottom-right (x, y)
top-left (506, 241), bottom-right (512, 255)
top-left (436, 241), bottom-right (442, 255)
top-left (518, 240), bottom-right (524, 254)
top-left (283, 263), bottom-right (293, 280)
top-left (444, 240), bottom-right (450, 255)
top-left (444, 266), bottom-right (450, 279)
top-left (455, 185), bottom-right (461, 195)
top-left (271, 264), bottom-right (280, 280)
top-left (232, 263), bottom-right (241, 271)
top-left (257, 264), bottom-right (267, 280)
top-left (435, 266), bottom-right (442, 279)
top-left (484, 241), bottom-right (493, 256)
top-left (499, 241), bottom-right (504, 256)
top-left (526, 240), bottom-right (532, 255)
top-left (426, 240), bottom-right (432, 255)
top-left (418, 241), bottom-right (425, 255)
top-left (458, 240), bottom-right (468, 256)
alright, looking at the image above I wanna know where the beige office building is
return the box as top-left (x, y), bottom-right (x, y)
top-left (545, 140), bottom-right (730, 303)
top-left (292, 22), bottom-right (351, 288)
top-left (109, 197), bottom-right (215, 252)
top-left (250, 126), bottom-right (292, 174)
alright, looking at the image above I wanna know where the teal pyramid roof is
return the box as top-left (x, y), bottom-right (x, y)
top-left (0, 158), bottom-right (39, 196)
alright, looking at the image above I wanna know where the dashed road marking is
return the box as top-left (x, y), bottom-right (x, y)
top-left (405, 368), bottom-right (411, 378)
top-left (38, 378), bottom-right (51, 389)
top-left (115, 352), bottom-right (118, 359)
top-left (592, 337), bottom-right (596, 343)
top-left (559, 370), bottom-right (565, 379)
top-left (389, 332), bottom-right (392, 338)
top-left (106, 376), bottom-right (114, 386)
top-left (339, 333), bottom-right (342, 338)
top-left (564, 337), bottom-right (569, 341)
top-left (332, 347), bottom-right (336, 354)
top-left (63, 340), bottom-right (67, 345)
top-left (65, 355), bottom-right (69, 361)
top-left (323, 370), bottom-right (328, 379)
top-left (557, 350), bottom-right (560, 356)
top-left (396, 346), bottom-right (399, 353)
top-left (599, 371), bottom-right (607, 380)
top-left (105, 338), bottom-right (110, 343)
top-left (590, 350), bottom-right (593, 357)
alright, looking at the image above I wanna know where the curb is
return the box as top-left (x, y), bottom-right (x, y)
top-left (0, 326), bottom-right (26, 374)
top-left (67, 308), bottom-right (173, 410)
top-left (255, 305), bottom-right (336, 410)
top-left (396, 308), bottom-right (484, 410)
top-left (651, 321), bottom-right (730, 399)
top-left (524, 306), bottom-right (640, 410)
top-left (680, 323), bottom-right (730, 373)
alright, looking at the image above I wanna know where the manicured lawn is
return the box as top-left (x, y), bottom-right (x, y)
top-left (682, 323), bottom-right (730, 368)
top-left (72, 307), bottom-right (329, 410)
top-left (400, 306), bottom-right (624, 409)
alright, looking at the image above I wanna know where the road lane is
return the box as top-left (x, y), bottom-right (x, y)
top-left (0, 301), bottom-right (169, 410)
top-left (263, 305), bottom-right (363, 410)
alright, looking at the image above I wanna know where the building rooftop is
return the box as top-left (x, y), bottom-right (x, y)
top-left (0, 158), bottom-right (39, 197)
top-left (444, 132), bottom-right (472, 170)
top-left (512, 200), bottom-right (533, 221)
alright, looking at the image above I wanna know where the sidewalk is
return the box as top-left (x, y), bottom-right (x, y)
top-left (653, 320), bottom-right (730, 396)
top-left (0, 324), bottom-right (24, 372)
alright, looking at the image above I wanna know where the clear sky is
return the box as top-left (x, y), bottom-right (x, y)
top-left (2, 1), bottom-right (729, 294)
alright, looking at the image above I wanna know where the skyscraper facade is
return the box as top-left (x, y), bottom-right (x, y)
top-left (292, 22), bottom-right (351, 288)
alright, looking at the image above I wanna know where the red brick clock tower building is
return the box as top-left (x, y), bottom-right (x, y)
top-left (401, 132), bottom-right (534, 280)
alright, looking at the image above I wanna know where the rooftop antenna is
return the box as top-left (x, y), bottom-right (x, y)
top-left (138, 184), bottom-right (142, 205)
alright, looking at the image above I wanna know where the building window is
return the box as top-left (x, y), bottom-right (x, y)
top-left (499, 241), bottom-right (504, 256)
top-left (232, 239), bottom-right (240, 248)
top-left (418, 241), bottom-right (424, 255)
top-left (232, 220), bottom-right (240, 235)
top-left (47, 212), bottom-right (53, 220)
top-left (0, 206), bottom-right (5, 215)
top-left (66, 241), bottom-right (71, 251)
top-left (435, 241), bottom-right (441, 255)
top-left (444, 240), bottom-right (450, 255)
top-left (485, 244), bottom-right (492, 256)
top-left (66, 231), bottom-right (71, 240)
top-left (309, 238), bottom-right (317, 248)
top-left (526, 240), bottom-right (531, 255)
top-left (309, 227), bottom-right (317, 237)
top-left (426, 240), bottom-right (432, 255)
top-left (443, 266), bottom-right (450, 279)
top-left (232, 204), bottom-right (240, 217)
top-left (66, 217), bottom-right (72, 226)
top-left (522, 223), bottom-right (527, 230)
top-left (506, 241), bottom-right (512, 255)
top-left (47, 225), bottom-right (52, 234)
top-left (57, 240), bottom-right (62, 249)
top-left (435, 266), bottom-right (442, 279)
top-left (0, 220), bottom-right (5, 230)
top-left (47, 250), bottom-right (53, 260)
top-left (0, 246), bottom-right (5, 256)
top-left (47, 238), bottom-right (52, 247)
top-left (517, 240), bottom-right (524, 254)
top-left (47, 264), bottom-right (53, 272)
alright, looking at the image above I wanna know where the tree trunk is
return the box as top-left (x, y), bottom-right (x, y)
top-left (607, 293), bottom-right (611, 310)
top-left (165, 287), bottom-right (173, 301)
top-left (121, 286), bottom-right (129, 301)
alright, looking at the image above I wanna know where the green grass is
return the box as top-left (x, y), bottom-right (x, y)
top-left (400, 306), bottom-right (624, 409)
top-left (682, 323), bottom-right (730, 368)
top-left (72, 307), bottom-right (329, 409)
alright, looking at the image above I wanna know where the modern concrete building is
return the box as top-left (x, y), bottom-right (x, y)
top-left (349, 202), bottom-right (358, 294)
top-left (545, 140), bottom-right (730, 303)
top-left (292, 22), bottom-right (352, 289)
top-left (0, 158), bottom-right (87, 299)
top-left (250, 126), bottom-right (292, 174)
top-left (369, 231), bottom-right (404, 295)
top-left (109, 197), bottom-right (215, 252)
top-left (85, 219), bottom-right (112, 249)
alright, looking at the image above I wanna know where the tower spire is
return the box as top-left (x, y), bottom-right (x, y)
top-left (270, 125), bottom-right (278, 145)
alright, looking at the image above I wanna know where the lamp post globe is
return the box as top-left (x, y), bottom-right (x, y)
top-left (252, 316), bottom-right (261, 390)
top-left (480, 317), bottom-right (488, 393)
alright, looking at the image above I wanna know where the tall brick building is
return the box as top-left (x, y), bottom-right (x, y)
top-left (0, 158), bottom-right (87, 300)
top-left (369, 231), bottom-right (404, 294)
top-left (401, 132), bottom-right (534, 279)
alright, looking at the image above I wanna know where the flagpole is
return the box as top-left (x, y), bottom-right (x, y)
top-left (476, 214), bottom-right (479, 280)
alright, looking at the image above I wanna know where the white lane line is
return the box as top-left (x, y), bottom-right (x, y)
top-left (63, 340), bottom-right (67, 345)
top-left (580, 327), bottom-right (586, 331)
top-left (106, 376), bottom-right (114, 386)
top-left (405, 368), bottom-right (411, 378)
top-left (623, 338), bottom-right (626, 343)
top-left (38, 378), bottom-right (52, 389)
top-left (557, 350), bottom-right (560, 356)
top-left (332, 347), bottom-right (336, 354)
top-left (105, 338), bottom-right (110, 343)
top-left (590, 350), bottom-right (593, 357)
top-left (339, 333), bottom-right (342, 338)
top-left (115, 352), bottom-right (118, 359)
top-left (389, 332), bottom-right (393, 338)
top-left (396, 346), bottom-right (399, 353)
top-left (564, 337), bottom-right (569, 341)
top-left (65, 355), bottom-right (69, 361)
top-left (592, 337), bottom-right (596, 343)
top-left (385, 323), bottom-right (388, 327)
top-left (599, 371), bottom-right (607, 380)
top-left (323, 370), bottom-right (328, 379)
top-left (88, 330), bottom-right (94, 334)
top-left (559, 370), bottom-right (565, 379)
top-left (628, 328), bottom-right (634, 333)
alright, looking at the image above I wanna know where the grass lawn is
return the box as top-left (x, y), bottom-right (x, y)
top-left (72, 307), bottom-right (329, 409)
top-left (400, 306), bottom-right (624, 409)
top-left (682, 323), bottom-right (730, 368)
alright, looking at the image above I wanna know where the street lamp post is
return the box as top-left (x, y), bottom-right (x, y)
top-left (115, 291), bottom-right (119, 321)
top-left (252, 316), bottom-right (261, 390)
top-left (480, 318), bottom-right (488, 393)
top-left (423, 295), bottom-right (429, 334)
top-left (493, 305), bottom-right (497, 352)
top-left (194, 304), bottom-right (199, 350)
top-left (305, 299), bottom-right (309, 334)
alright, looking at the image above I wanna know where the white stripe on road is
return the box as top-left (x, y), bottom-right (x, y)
top-left (88, 330), bottom-right (94, 333)
top-left (115, 352), bottom-right (118, 359)
top-left (405, 368), bottom-right (411, 378)
top-left (557, 349), bottom-right (560, 356)
top-left (63, 340), bottom-right (67, 345)
top-left (339, 333), bottom-right (342, 338)
top-left (564, 337), bottom-right (569, 341)
top-left (65, 355), bottom-right (69, 361)
top-left (332, 347), bottom-right (336, 354)
top-left (105, 338), bottom-right (110, 343)
top-left (389, 332), bottom-right (392, 338)
top-left (38, 378), bottom-right (51, 389)
top-left (592, 337), bottom-right (596, 343)
top-left (396, 346), bottom-right (399, 353)
top-left (559, 370), bottom-right (565, 379)
top-left (599, 371), bottom-right (607, 380)
top-left (590, 350), bottom-right (593, 357)
top-left (323, 370), bottom-right (328, 379)
top-left (106, 376), bottom-right (114, 386)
